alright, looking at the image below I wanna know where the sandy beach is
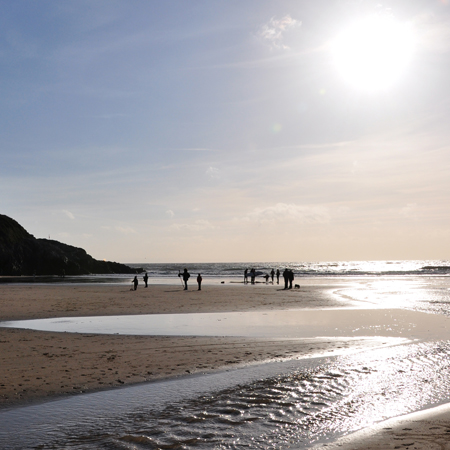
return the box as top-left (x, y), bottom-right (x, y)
top-left (2, 281), bottom-right (450, 449)
top-left (0, 282), bottom-right (364, 407)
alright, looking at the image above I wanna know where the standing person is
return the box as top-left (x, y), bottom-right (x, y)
top-left (276, 269), bottom-right (280, 285)
top-left (180, 268), bottom-right (190, 290)
top-left (244, 268), bottom-right (248, 284)
top-left (132, 276), bottom-right (138, 291)
top-left (270, 269), bottom-right (275, 284)
top-left (143, 272), bottom-right (148, 288)
top-left (250, 268), bottom-right (256, 284)
top-left (197, 273), bottom-right (202, 290)
top-left (288, 269), bottom-right (294, 289)
top-left (282, 268), bottom-right (289, 290)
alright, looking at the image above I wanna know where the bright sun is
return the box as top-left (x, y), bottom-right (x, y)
top-left (332, 15), bottom-right (415, 91)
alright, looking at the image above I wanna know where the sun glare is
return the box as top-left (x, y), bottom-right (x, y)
top-left (332, 15), bottom-right (415, 92)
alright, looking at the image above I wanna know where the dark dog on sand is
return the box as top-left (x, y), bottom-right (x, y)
top-left (294, 284), bottom-right (300, 289)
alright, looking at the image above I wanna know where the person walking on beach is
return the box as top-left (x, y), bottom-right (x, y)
top-left (244, 268), bottom-right (248, 284)
top-left (283, 269), bottom-right (289, 290)
top-left (270, 269), bottom-right (275, 284)
top-left (276, 269), bottom-right (280, 285)
top-left (250, 268), bottom-right (256, 284)
top-left (197, 273), bottom-right (202, 290)
top-left (179, 268), bottom-right (190, 290)
top-left (132, 276), bottom-right (138, 291)
top-left (143, 272), bottom-right (148, 288)
top-left (288, 269), bottom-right (294, 289)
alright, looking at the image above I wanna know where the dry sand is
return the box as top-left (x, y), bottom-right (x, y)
top-left (0, 281), bottom-right (347, 320)
top-left (2, 281), bottom-right (450, 449)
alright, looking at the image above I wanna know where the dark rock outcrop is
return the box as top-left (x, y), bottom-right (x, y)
top-left (0, 214), bottom-right (142, 276)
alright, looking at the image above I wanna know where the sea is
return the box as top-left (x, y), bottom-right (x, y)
top-left (3, 259), bottom-right (449, 285)
top-left (2, 259), bottom-right (450, 449)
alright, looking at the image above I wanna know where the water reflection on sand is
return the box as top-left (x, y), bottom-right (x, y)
top-left (2, 340), bottom-right (450, 449)
top-left (3, 308), bottom-right (450, 340)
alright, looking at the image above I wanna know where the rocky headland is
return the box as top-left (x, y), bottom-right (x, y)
top-left (0, 214), bottom-right (142, 276)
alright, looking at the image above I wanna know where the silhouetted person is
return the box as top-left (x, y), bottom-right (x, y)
top-left (197, 273), bottom-right (202, 290)
top-left (264, 274), bottom-right (270, 284)
top-left (244, 268), bottom-right (248, 284)
top-left (143, 272), bottom-right (148, 288)
top-left (250, 268), bottom-right (256, 284)
top-left (132, 276), bottom-right (138, 290)
top-left (270, 269), bottom-right (275, 284)
top-left (276, 269), bottom-right (280, 284)
top-left (288, 269), bottom-right (294, 289)
top-left (283, 269), bottom-right (289, 289)
top-left (181, 268), bottom-right (190, 290)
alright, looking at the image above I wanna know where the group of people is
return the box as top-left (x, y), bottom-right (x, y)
top-left (131, 272), bottom-right (149, 290)
top-left (244, 267), bottom-right (295, 289)
top-left (132, 267), bottom-right (296, 291)
top-left (178, 268), bottom-right (202, 291)
top-left (244, 268), bottom-right (255, 284)
top-left (244, 268), bottom-right (281, 285)
top-left (132, 269), bottom-right (202, 291)
top-left (282, 268), bottom-right (295, 290)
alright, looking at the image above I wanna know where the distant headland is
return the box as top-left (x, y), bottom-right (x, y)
top-left (0, 214), bottom-right (142, 276)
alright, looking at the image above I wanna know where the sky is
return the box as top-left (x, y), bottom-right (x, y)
top-left (2, 0), bottom-right (450, 263)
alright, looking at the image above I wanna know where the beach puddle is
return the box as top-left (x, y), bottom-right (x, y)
top-left (2, 340), bottom-right (450, 449)
top-left (2, 308), bottom-right (450, 340)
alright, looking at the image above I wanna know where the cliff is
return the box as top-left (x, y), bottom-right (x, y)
top-left (0, 214), bottom-right (142, 276)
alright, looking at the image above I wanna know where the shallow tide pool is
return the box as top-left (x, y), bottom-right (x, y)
top-left (2, 308), bottom-right (450, 340)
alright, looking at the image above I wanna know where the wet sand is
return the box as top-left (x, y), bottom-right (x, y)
top-left (2, 281), bottom-right (450, 449)
top-left (314, 403), bottom-right (450, 450)
top-left (0, 328), bottom-right (384, 408)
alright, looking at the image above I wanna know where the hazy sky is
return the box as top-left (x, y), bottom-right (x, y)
top-left (2, 0), bottom-right (450, 263)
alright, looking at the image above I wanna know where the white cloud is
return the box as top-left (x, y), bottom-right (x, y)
top-left (62, 209), bottom-right (75, 219)
top-left (259, 15), bottom-right (301, 50)
top-left (166, 209), bottom-right (175, 218)
top-left (170, 219), bottom-right (214, 232)
top-left (244, 203), bottom-right (331, 224)
top-left (206, 166), bottom-right (220, 179)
